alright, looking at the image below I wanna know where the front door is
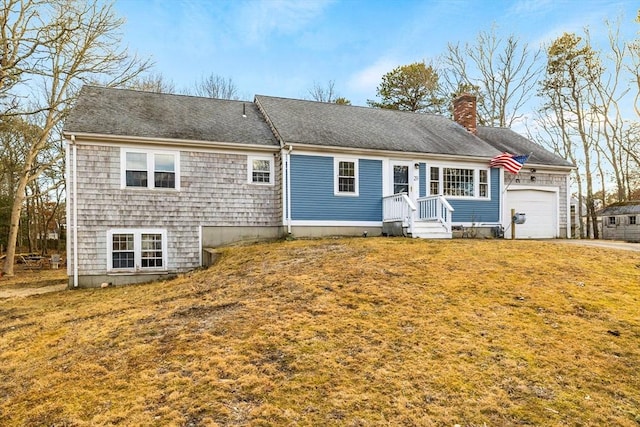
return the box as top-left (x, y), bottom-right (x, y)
top-left (391, 161), bottom-right (413, 196)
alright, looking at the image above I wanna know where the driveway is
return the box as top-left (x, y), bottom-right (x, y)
top-left (547, 239), bottom-right (640, 252)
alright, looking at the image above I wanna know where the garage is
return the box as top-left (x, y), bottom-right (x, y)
top-left (505, 188), bottom-right (558, 239)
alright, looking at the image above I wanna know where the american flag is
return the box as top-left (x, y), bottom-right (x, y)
top-left (489, 152), bottom-right (529, 174)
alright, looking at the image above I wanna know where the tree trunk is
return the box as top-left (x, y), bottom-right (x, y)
top-left (2, 167), bottom-right (30, 276)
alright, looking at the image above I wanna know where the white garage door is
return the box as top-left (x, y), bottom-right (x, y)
top-left (505, 189), bottom-right (558, 239)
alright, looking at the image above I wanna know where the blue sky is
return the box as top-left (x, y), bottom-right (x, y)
top-left (114, 0), bottom-right (638, 107)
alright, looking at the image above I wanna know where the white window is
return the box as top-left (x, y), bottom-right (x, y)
top-left (428, 166), bottom-right (490, 199)
top-left (121, 148), bottom-right (180, 190)
top-left (429, 167), bottom-right (439, 195)
top-left (107, 229), bottom-right (167, 272)
top-left (334, 158), bottom-right (359, 196)
top-left (248, 156), bottom-right (274, 185)
top-left (479, 169), bottom-right (489, 198)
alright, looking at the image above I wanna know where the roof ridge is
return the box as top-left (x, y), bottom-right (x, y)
top-left (83, 85), bottom-right (252, 104)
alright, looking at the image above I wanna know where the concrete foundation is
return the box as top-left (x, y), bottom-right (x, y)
top-left (68, 271), bottom-right (178, 289)
top-left (289, 225), bottom-right (382, 238)
top-left (201, 225), bottom-right (283, 247)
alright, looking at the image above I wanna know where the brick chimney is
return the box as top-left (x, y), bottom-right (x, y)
top-left (453, 93), bottom-right (477, 135)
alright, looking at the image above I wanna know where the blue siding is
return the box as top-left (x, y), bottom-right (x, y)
top-left (290, 154), bottom-right (383, 221)
top-left (448, 168), bottom-right (500, 223)
top-left (419, 163), bottom-right (426, 197)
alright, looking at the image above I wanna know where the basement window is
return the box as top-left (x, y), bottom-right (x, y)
top-left (107, 229), bottom-right (167, 272)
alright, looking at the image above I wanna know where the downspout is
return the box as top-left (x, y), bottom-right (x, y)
top-left (566, 174), bottom-right (571, 239)
top-left (65, 141), bottom-right (71, 277)
top-left (286, 145), bottom-right (293, 234)
top-left (71, 135), bottom-right (79, 288)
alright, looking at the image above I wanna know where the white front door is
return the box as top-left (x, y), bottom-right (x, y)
top-left (391, 161), bottom-right (415, 198)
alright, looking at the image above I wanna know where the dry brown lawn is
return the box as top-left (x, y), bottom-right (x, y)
top-left (1, 238), bottom-right (639, 426)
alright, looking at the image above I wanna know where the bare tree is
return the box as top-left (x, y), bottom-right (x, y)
top-left (191, 73), bottom-right (239, 99)
top-left (440, 26), bottom-right (542, 127)
top-left (308, 80), bottom-right (336, 102)
top-left (588, 20), bottom-right (638, 202)
top-left (630, 10), bottom-right (640, 118)
top-left (539, 32), bottom-right (602, 238)
top-left (307, 80), bottom-right (351, 104)
top-left (1, 0), bottom-right (149, 275)
top-left (126, 72), bottom-right (176, 93)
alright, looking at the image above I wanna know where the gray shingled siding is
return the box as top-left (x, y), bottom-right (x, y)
top-left (602, 216), bottom-right (640, 242)
top-left (507, 171), bottom-right (569, 236)
top-left (71, 144), bottom-right (281, 278)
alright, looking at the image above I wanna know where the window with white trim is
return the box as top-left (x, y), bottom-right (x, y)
top-left (122, 149), bottom-right (179, 190)
top-left (428, 166), bottom-right (490, 199)
top-left (334, 158), bottom-right (359, 196)
top-left (479, 169), bottom-right (489, 198)
top-left (607, 216), bottom-right (616, 226)
top-left (629, 216), bottom-right (637, 225)
top-left (248, 156), bottom-right (274, 184)
top-left (429, 167), bottom-right (439, 195)
top-left (107, 229), bottom-right (167, 272)
top-left (443, 168), bottom-right (474, 197)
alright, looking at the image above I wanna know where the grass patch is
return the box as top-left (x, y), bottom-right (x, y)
top-left (1, 238), bottom-right (639, 426)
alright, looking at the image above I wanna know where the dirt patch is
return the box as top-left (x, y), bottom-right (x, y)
top-left (0, 268), bottom-right (67, 299)
top-left (0, 283), bottom-right (67, 299)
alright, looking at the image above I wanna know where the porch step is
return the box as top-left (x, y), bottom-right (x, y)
top-left (410, 221), bottom-right (452, 239)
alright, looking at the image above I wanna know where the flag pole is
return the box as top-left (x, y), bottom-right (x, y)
top-left (501, 151), bottom-right (533, 194)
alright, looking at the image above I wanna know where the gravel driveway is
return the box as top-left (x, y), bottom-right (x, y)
top-left (546, 239), bottom-right (640, 252)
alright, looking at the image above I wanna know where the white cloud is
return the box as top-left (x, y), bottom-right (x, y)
top-left (507, 0), bottom-right (554, 16)
top-left (346, 58), bottom-right (397, 96)
top-left (237, 0), bottom-right (334, 44)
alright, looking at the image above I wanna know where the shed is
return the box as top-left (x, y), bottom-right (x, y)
top-left (599, 201), bottom-right (640, 242)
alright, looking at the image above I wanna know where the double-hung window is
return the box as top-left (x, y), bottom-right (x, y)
top-left (122, 149), bottom-right (179, 190)
top-left (107, 229), bottom-right (167, 272)
top-left (429, 167), bottom-right (440, 195)
top-left (428, 166), bottom-right (490, 199)
top-left (479, 170), bottom-right (489, 198)
top-left (248, 156), bottom-right (274, 185)
top-left (334, 158), bottom-right (359, 196)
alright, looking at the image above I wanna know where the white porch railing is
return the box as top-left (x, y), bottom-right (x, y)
top-left (383, 193), bottom-right (455, 235)
top-left (383, 193), bottom-right (416, 228)
top-left (416, 195), bottom-right (455, 233)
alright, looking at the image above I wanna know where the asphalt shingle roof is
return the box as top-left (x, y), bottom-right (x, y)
top-left (600, 201), bottom-right (640, 215)
top-left (254, 95), bottom-right (500, 157)
top-left (64, 86), bottom-right (573, 169)
top-left (63, 86), bottom-right (278, 146)
top-left (476, 127), bottom-right (574, 168)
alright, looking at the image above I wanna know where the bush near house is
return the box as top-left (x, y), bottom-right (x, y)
top-left (1, 238), bottom-right (639, 426)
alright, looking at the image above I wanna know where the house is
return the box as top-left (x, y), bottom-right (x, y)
top-left (63, 86), bottom-right (573, 288)
top-left (599, 201), bottom-right (640, 242)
